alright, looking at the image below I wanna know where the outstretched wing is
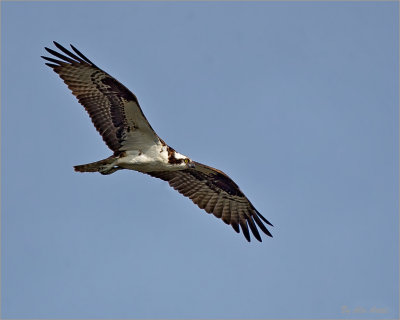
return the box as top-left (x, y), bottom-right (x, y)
top-left (42, 42), bottom-right (158, 153)
top-left (148, 162), bottom-right (273, 242)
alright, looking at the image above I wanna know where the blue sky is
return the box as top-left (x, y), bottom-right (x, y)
top-left (2, 1), bottom-right (398, 319)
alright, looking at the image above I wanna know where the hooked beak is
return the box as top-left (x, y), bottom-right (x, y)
top-left (188, 162), bottom-right (196, 169)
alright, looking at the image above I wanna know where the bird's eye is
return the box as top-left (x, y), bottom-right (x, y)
top-left (184, 158), bottom-right (189, 164)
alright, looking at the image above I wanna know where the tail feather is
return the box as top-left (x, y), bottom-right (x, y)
top-left (74, 156), bottom-right (117, 173)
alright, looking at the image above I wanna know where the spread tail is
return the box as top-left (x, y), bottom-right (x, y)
top-left (74, 156), bottom-right (119, 175)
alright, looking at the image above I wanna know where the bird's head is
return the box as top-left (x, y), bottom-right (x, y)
top-left (170, 151), bottom-right (195, 169)
top-left (183, 157), bottom-right (196, 169)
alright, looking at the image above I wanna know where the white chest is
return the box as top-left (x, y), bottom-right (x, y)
top-left (116, 143), bottom-right (168, 172)
top-left (115, 137), bottom-right (190, 173)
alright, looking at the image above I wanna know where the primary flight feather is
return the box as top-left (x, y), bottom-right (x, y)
top-left (42, 42), bottom-right (273, 242)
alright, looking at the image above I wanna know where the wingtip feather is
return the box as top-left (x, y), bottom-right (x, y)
top-left (247, 216), bottom-right (262, 242)
top-left (256, 209), bottom-right (274, 227)
top-left (44, 62), bottom-right (58, 68)
top-left (240, 220), bottom-right (251, 242)
top-left (70, 43), bottom-right (96, 66)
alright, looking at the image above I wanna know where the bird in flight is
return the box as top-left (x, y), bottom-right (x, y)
top-left (42, 42), bottom-right (273, 242)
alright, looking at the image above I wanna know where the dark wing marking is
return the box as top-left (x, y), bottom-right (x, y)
top-left (147, 162), bottom-right (273, 242)
top-left (42, 41), bottom-right (158, 153)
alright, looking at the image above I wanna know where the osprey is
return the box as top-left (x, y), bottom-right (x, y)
top-left (42, 42), bottom-right (273, 242)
